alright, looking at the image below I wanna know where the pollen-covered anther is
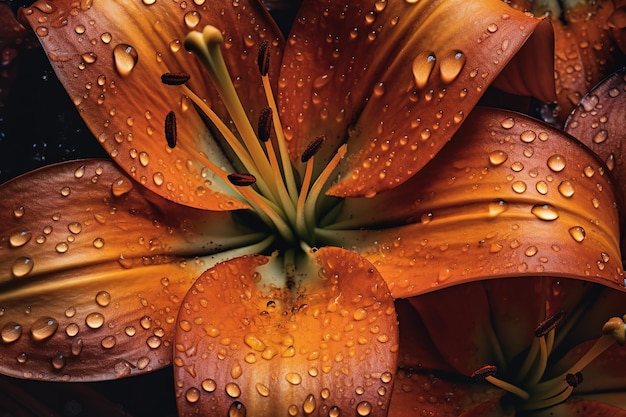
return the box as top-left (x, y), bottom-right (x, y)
top-left (161, 72), bottom-right (191, 85)
top-left (164, 111), bottom-right (177, 149)
top-left (301, 135), bottom-right (326, 163)
top-left (471, 364), bottom-right (498, 379)
top-left (257, 39), bottom-right (270, 76)
top-left (227, 173), bottom-right (257, 187)
top-left (601, 315), bottom-right (626, 345)
top-left (535, 310), bottom-right (565, 337)
top-left (565, 372), bottom-right (583, 387)
top-left (258, 106), bottom-right (273, 142)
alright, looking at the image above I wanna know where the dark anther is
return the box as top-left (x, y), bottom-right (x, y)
top-left (161, 72), bottom-right (191, 85)
top-left (227, 173), bottom-right (257, 186)
top-left (301, 135), bottom-right (326, 163)
top-left (566, 372), bottom-right (583, 387)
top-left (471, 365), bottom-right (498, 380)
top-left (257, 40), bottom-right (270, 76)
top-left (164, 111), bottom-right (177, 149)
top-left (258, 107), bottom-right (273, 142)
top-left (535, 310), bottom-right (565, 338)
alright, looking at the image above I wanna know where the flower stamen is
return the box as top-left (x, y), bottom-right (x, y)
top-left (472, 365), bottom-right (530, 400)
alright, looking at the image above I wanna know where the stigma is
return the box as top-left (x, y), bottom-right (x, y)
top-left (161, 25), bottom-right (346, 252)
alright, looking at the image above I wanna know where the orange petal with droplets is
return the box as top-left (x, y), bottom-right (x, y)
top-left (20, 0), bottom-right (283, 210)
top-left (565, 68), bottom-right (626, 210)
top-left (322, 108), bottom-right (622, 297)
top-left (0, 160), bottom-right (264, 380)
top-left (174, 248), bottom-right (398, 416)
top-left (278, 0), bottom-right (554, 198)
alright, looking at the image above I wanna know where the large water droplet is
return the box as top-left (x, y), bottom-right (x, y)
top-left (9, 231), bottom-right (32, 248)
top-left (85, 312), bottom-right (105, 329)
top-left (185, 387), bottom-right (201, 403)
top-left (568, 226), bottom-right (586, 242)
top-left (412, 51), bottom-right (436, 89)
top-left (225, 382), bottom-right (241, 398)
top-left (95, 291), bottom-right (111, 307)
top-left (1, 322), bottom-right (22, 343)
top-left (356, 401), bottom-right (373, 416)
top-left (439, 50), bottom-right (466, 83)
top-left (111, 176), bottom-right (133, 197)
top-left (11, 257), bottom-right (34, 278)
top-left (31, 317), bottom-right (59, 341)
top-left (547, 154), bottom-right (566, 172)
top-left (531, 204), bottom-right (559, 221)
top-left (112, 44), bottom-right (138, 76)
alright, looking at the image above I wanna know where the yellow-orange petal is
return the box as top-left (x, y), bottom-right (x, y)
top-left (278, 0), bottom-right (554, 198)
top-left (20, 0), bottom-right (283, 210)
top-left (0, 160), bottom-right (264, 381)
top-left (174, 248), bottom-right (398, 416)
top-left (323, 108), bottom-right (622, 297)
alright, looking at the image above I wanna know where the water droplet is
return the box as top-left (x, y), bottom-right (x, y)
top-left (488, 150), bottom-right (508, 166)
top-left (93, 237), bottom-right (105, 249)
top-left (153, 172), bottom-right (164, 186)
top-left (101, 335), bottom-right (116, 349)
top-left (71, 338), bottom-right (84, 355)
top-left (557, 181), bottom-right (575, 198)
top-left (55, 242), bottom-right (69, 253)
top-left (9, 231), bottom-right (32, 248)
top-left (535, 181), bottom-right (548, 195)
top-left (592, 129), bottom-right (608, 144)
top-left (500, 117), bottom-right (515, 129)
top-left (547, 154), bottom-right (566, 172)
top-left (511, 180), bottom-right (527, 193)
top-left (30, 317), bottom-right (59, 341)
top-left (11, 257), bottom-right (34, 278)
top-left (13, 206), bottom-right (25, 218)
top-left (85, 312), bottom-right (105, 329)
top-left (201, 378), bottom-right (217, 392)
top-left (95, 291), bottom-right (111, 307)
top-left (100, 32), bottom-right (112, 44)
top-left (226, 382), bottom-right (241, 398)
top-left (1, 322), bottom-right (22, 343)
top-left (112, 44), bottom-right (138, 76)
top-left (81, 52), bottom-right (97, 64)
top-left (230, 360), bottom-right (243, 379)
top-left (353, 308), bottom-right (367, 321)
top-left (146, 335), bottom-right (161, 349)
top-left (184, 11), bottom-right (201, 28)
top-left (487, 23), bottom-right (498, 33)
top-left (67, 222), bottom-right (82, 234)
top-left (519, 130), bottom-right (536, 143)
top-left (285, 372), bottom-right (302, 385)
top-left (531, 204), bottom-right (559, 221)
top-left (412, 51), bottom-right (436, 89)
top-left (356, 401), bottom-right (372, 416)
top-left (65, 323), bottom-right (79, 337)
top-left (244, 333), bottom-right (266, 351)
top-left (303, 394), bottom-right (316, 413)
top-left (111, 176), bottom-right (133, 196)
top-left (139, 152), bottom-right (150, 167)
top-left (439, 50), bottom-right (466, 83)
top-left (568, 226), bottom-right (586, 242)
top-left (51, 354), bottom-right (66, 370)
top-left (255, 382), bottom-right (270, 397)
top-left (228, 402), bottom-right (246, 417)
top-left (185, 387), bottom-right (200, 403)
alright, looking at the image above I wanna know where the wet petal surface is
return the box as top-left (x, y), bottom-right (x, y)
top-left (174, 247), bottom-right (398, 416)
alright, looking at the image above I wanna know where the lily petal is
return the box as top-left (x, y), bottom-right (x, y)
top-left (565, 67), bottom-right (626, 212)
top-left (388, 370), bottom-right (507, 417)
top-left (174, 248), bottom-right (398, 416)
top-left (323, 107), bottom-right (623, 297)
top-left (278, 0), bottom-right (554, 197)
top-left (20, 0), bottom-right (283, 210)
top-left (537, 0), bottom-right (622, 122)
top-left (0, 160), bottom-right (263, 380)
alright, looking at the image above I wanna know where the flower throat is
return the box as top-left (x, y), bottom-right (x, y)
top-left (162, 25), bottom-right (346, 253)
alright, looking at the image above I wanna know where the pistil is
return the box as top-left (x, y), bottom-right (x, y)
top-left (161, 25), bottom-right (346, 252)
top-left (472, 311), bottom-right (626, 412)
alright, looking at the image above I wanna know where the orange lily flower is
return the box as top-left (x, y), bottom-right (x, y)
top-left (0, 0), bottom-right (624, 415)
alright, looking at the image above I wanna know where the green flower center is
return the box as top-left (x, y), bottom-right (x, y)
top-left (164, 25), bottom-right (346, 255)
top-left (472, 307), bottom-right (626, 411)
